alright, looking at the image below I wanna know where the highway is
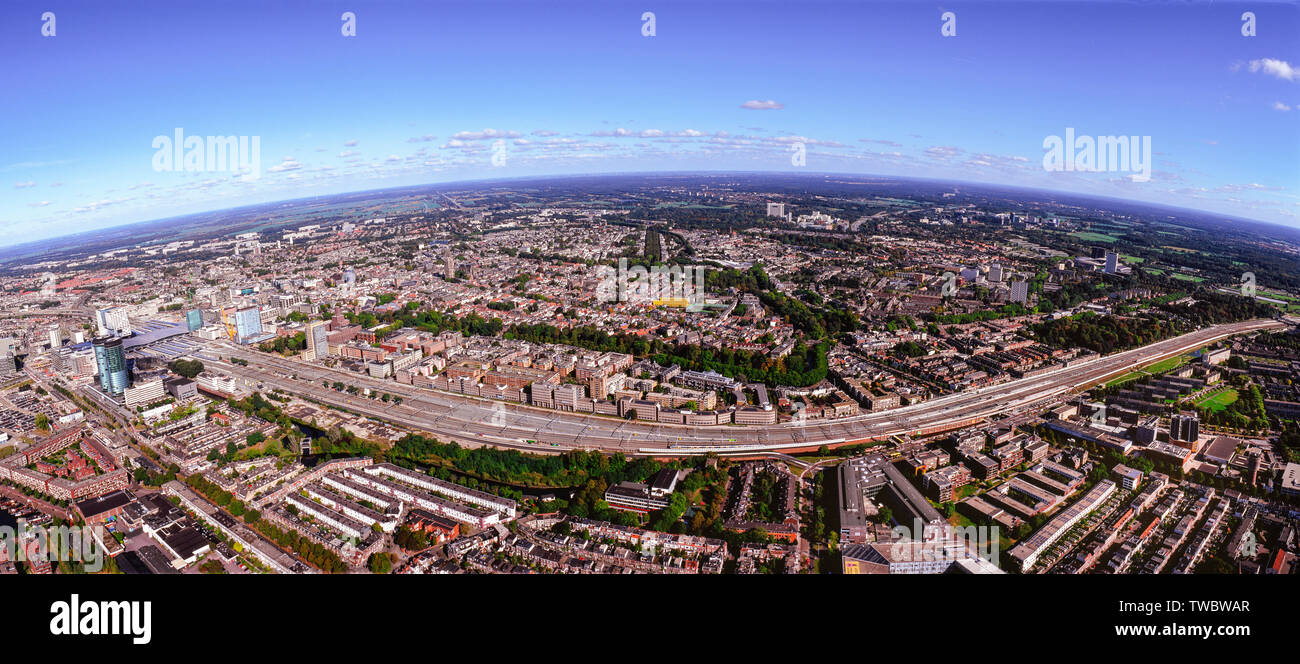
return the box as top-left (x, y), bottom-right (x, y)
top-left (194, 318), bottom-right (1285, 456)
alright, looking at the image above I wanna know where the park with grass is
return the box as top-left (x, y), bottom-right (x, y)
top-left (1070, 231), bottom-right (1119, 243)
top-left (1194, 388), bottom-right (1239, 413)
top-left (1103, 352), bottom-right (1191, 388)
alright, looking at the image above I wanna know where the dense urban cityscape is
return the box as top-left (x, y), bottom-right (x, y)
top-left (4, 1), bottom-right (1298, 650)
top-left (2, 173), bottom-right (1298, 578)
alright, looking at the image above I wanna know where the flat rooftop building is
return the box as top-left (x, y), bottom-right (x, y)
top-left (838, 455), bottom-right (889, 544)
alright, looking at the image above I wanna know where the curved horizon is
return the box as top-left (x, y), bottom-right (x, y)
top-left (3, 169), bottom-right (1299, 261)
top-left (4, 0), bottom-right (1298, 248)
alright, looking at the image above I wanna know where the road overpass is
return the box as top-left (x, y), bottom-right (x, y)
top-left (195, 318), bottom-right (1285, 457)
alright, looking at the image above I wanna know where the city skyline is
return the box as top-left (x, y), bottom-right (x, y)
top-left (1, 169), bottom-right (1298, 583)
top-left (5, 1), bottom-right (1300, 647)
top-left (3, 0), bottom-right (1299, 248)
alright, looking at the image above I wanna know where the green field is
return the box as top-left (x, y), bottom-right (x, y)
top-left (1071, 231), bottom-right (1119, 243)
top-left (1195, 389), bottom-right (1239, 412)
top-left (653, 202), bottom-right (730, 209)
top-left (1103, 353), bottom-right (1188, 388)
top-left (1169, 273), bottom-right (1206, 282)
top-left (1261, 289), bottom-right (1300, 304)
top-left (1105, 372), bottom-right (1144, 388)
top-left (1143, 355), bottom-right (1187, 374)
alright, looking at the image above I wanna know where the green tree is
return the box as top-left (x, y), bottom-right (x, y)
top-left (168, 358), bottom-right (205, 379)
top-left (368, 552), bottom-right (392, 574)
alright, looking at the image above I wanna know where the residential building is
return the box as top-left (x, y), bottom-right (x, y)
top-left (305, 321), bottom-right (329, 360)
top-left (1170, 411), bottom-right (1200, 449)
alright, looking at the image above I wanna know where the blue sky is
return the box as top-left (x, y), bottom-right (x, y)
top-left (3, 0), bottom-right (1298, 246)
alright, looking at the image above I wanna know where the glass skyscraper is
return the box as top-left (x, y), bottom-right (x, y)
top-left (233, 306), bottom-right (262, 343)
top-left (93, 336), bottom-right (129, 395)
top-left (306, 321), bottom-right (329, 360)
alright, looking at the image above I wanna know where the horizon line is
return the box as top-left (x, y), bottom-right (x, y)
top-left (2, 168), bottom-right (1294, 258)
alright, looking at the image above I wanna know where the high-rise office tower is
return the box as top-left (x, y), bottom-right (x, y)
top-left (305, 321), bottom-right (329, 361)
top-left (232, 306), bottom-right (262, 343)
top-left (93, 336), bottom-right (129, 395)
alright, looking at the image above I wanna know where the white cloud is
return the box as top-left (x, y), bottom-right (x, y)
top-left (72, 196), bottom-right (134, 214)
top-left (1214, 182), bottom-right (1283, 193)
top-left (267, 158), bottom-right (303, 173)
top-left (343, 139), bottom-right (359, 146)
top-left (14, 181), bottom-right (36, 189)
top-left (740, 99), bottom-right (784, 110)
top-left (451, 128), bottom-right (520, 140)
top-left (1247, 58), bottom-right (1297, 81)
top-left (924, 146), bottom-right (964, 160)
top-left (760, 135), bottom-right (843, 147)
top-left (407, 134), bottom-right (437, 143)
top-left (1273, 101), bottom-right (1293, 111)
top-left (339, 150), bottom-right (359, 158)
top-left (28, 201), bottom-right (50, 207)
top-left (531, 129), bottom-right (559, 137)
